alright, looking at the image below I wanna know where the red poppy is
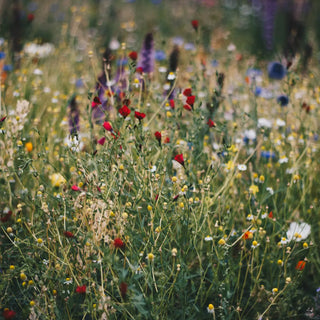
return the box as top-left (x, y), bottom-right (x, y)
top-left (114, 238), bottom-right (125, 249)
top-left (97, 137), bottom-right (106, 145)
top-left (183, 104), bottom-right (192, 111)
top-left (63, 231), bottom-right (74, 238)
top-left (164, 137), bottom-right (170, 144)
top-left (103, 121), bottom-right (113, 132)
top-left (295, 260), bottom-right (306, 271)
top-left (128, 51), bottom-right (138, 61)
top-left (169, 99), bottom-right (175, 109)
top-left (183, 88), bottom-right (192, 97)
top-left (174, 154), bottom-right (185, 166)
top-left (268, 211), bottom-right (273, 218)
top-left (186, 95), bottom-right (195, 106)
top-left (154, 131), bottom-right (161, 142)
top-left (3, 309), bottom-right (16, 320)
top-left (134, 111), bottom-right (146, 120)
top-left (136, 67), bottom-right (143, 74)
top-left (119, 105), bottom-right (131, 118)
top-left (119, 282), bottom-right (128, 298)
top-left (92, 96), bottom-right (101, 108)
top-left (27, 13), bottom-right (35, 22)
top-left (191, 20), bottom-right (199, 31)
top-left (207, 119), bottom-right (216, 128)
top-left (76, 285), bottom-right (87, 294)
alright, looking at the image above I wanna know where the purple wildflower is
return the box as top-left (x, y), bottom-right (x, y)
top-left (137, 33), bottom-right (155, 74)
top-left (68, 96), bottom-right (80, 135)
top-left (261, 0), bottom-right (278, 51)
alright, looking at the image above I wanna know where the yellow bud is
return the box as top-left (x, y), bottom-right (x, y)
top-left (20, 273), bottom-right (27, 281)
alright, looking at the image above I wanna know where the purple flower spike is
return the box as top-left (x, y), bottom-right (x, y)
top-left (68, 96), bottom-right (80, 135)
top-left (137, 33), bottom-right (155, 74)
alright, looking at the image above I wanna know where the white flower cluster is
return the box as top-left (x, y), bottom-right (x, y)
top-left (24, 43), bottom-right (55, 58)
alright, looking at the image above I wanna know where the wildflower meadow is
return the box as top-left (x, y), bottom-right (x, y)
top-left (0, 0), bottom-right (320, 319)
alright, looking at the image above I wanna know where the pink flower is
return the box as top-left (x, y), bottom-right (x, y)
top-left (97, 137), bottom-right (106, 145)
top-left (71, 185), bottom-right (80, 191)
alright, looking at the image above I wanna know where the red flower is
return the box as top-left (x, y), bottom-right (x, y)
top-left (191, 20), bottom-right (199, 31)
top-left (0, 116), bottom-right (7, 122)
top-left (295, 260), bottom-right (306, 271)
top-left (119, 282), bottom-right (128, 298)
top-left (268, 211), bottom-right (273, 218)
top-left (97, 137), bottom-right (106, 145)
top-left (114, 238), bottom-right (125, 249)
top-left (183, 104), bottom-right (192, 111)
top-left (3, 309), bottom-right (16, 320)
top-left (128, 51), bottom-right (138, 61)
top-left (169, 99), bottom-right (175, 109)
top-left (302, 102), bottom-right (310, 114)
top-left (154, 131), bottom-right (161, 142)
top-left (183, 88), bottom-right (192, 97)
top-left (63, 231), bottom-right (74, 238)
top-left (119, 105), bottom-right (131, 118)
top-left (136, 67), bottom-right (143, 74)
top-left (164, 137), bottom-right (170, 144)
top-left (134, 111), bottom-right (146, 120)
top-left (71, 185), bottom-right (80, 191)
top-left (174, 154), bottom-right (185, 167)
top-left (242, 231), bottom-right (253, 240)
top-left (103, 121), bottom-right (113, 132)
top-left (207, 119), bottom-right (216, 128)
top-left (27, 13), bottom-right (35, 22)
top-left (76, 285), bottom-right (87, 294)
top-left (92, 96), bottom-right (101, 108)
top-left (186, 95), bottom-right (195, 106)
top-left (1, 210), bottom-right (12, 223)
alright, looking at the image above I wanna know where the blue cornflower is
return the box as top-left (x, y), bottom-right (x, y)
top-left (246, 68), bottom-right (263, 78)
top-left (3, 65), bottom-right (13, 72)
top-left (261, 151), bottom-right (276, 160)
top-left (268, 62), bottom-right (286, 80)
top-left (75, 79), bottom-right (84, 88)
top-left (155, 50), bottom-right (166, 61)
top-left (211, 60), bottom-right (219, 67)
top-left (0, 51), bottom-right (5, 59)
top-left (255, 86), bottom-right (262, 96)
top-left (277, 94), bottom-right (289, 106)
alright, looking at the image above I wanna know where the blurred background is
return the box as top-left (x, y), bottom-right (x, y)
top-left (0, 0), bottom-right (319, 64)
